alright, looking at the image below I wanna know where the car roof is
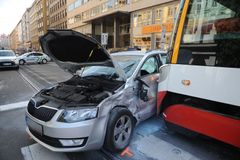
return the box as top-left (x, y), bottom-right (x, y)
top-left (111, 51), bottom-right (146, 56)
top-left (23, 52), bottom-right (44, 55)
top-left (146, 50), bottom-right (167, 55)
top-left (0, 50), bottom-right (14, 52)
top-left (111, 50), bottom-right (167, 57)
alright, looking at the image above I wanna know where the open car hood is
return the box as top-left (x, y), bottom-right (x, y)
top-left (40, 30), bottom-right (126, 80)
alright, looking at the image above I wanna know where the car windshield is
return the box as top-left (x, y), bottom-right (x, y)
top-left (81, 66), bottom-right (117, 79)
top-left (111, 55), bottom-right (143, 78)
top-left (80, 55), bottom-right (143, 79)
top-left (0, 50), bottom-right (15, 57)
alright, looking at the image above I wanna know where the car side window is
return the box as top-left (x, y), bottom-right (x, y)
top-left (140, 56), bottom-right (158, 77)
top-left (36, 53), bottom-right (43, 56)
top-left (27, 53), bottom-right (34, 57)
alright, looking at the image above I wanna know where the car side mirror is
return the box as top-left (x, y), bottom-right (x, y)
top-left (135, 77), bottom-right (149, 102)
top-left (140, 88), bottom-right (148, 102)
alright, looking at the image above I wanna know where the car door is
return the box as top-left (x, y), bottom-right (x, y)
top-left (33, 53), bottom-right (43, 63)
top-left (136, 55), bottom-right (161, 121)
top-left (25, 53), bottom-right (35, 63)
top-left (34, 53), bottom-right (43, 63)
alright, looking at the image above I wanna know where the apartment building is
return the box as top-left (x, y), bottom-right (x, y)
top-left (29, 0), bottom-right (39, 50)
top-left (132, 0), bottom-right (179, 50)
top-left (67, 0), bottom-right (179, 50)
top-left (0, 34), bottom-right (10, 49)
top-left (9, 21), bottom-right (21, 51)
top-left (21, 8), bottom-right (31, 50)
top-left (49, 0), bottom-right (67, 29)
top-left (36, 0), bottom-right (49, 37)
top-left (29, 0), bottom-right (49, 50)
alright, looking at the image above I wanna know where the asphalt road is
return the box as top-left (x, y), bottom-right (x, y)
top-left (0, 69), bottom-right (35, 105)
top-left (0, 62), bottom-right (239, 160)
top-left (0, 108), bottom-right (35, 160)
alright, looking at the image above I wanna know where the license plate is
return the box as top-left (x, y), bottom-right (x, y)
top-left (2, 63), bottom-right (12, 66)
top-left (26, 116), bottom-right (42, 135)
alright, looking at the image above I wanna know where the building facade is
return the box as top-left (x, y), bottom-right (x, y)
top-left (29, 0), bottom-right (49, 51)
top-left (131, 1), bottom-right (178, 50)
top-left (36, 0), bottom-right (49, 36)
top-left (67, 0), bottom-right (179, 50)
top-left (0, 34), bottom-right (10, 49)
top-left (49, 0), bottom-right (67, 29)
top-left (29, 0), bottom-right (40, 50)
top-left (21, 8), bottom-right (31, 50)
top-left (9, 21), bottom-right (21, 52)
top-left (10, 0), bottom-right (179, 52)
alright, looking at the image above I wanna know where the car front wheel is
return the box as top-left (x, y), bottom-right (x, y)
top-left (19, 59), bottom-right (25, 65)
top-left (104, 107), bottom-right (134, 152)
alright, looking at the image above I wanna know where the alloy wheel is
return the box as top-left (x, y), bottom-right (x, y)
top-left (113, 115), bottom-right (132, 149)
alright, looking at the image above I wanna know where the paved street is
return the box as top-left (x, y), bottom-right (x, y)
top-left (0, 62), bottom-right (239, 160)
top-left (0, 69), bottom-right (35, 105)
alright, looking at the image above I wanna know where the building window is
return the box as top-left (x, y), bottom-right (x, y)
top-left (106, 0), bottom-right (114, 9)
top-left (133, 10), bottom-right (152, 27)
top-left (133, 36), bottom-right (151, 50)
top-left (155, 8), bottom-right (162, 24)
top-left (101, 3), bottom-right (108, 13)
top-left (132, 0), bottom-right (141, 2)
top-left (83, 0), bottom-right (89, 4)
top-left (68, 3), bottom-right (75, 12)
top-left (167, 6), bottom-right (174, 17)
top-left (75, 0), bottom-right (82, 8)
top-left (91, 6), bottom-right (100, 17)
top-left (82, 11), bottom-right (90, 20)
top-left (68, 17), bottom-right (74, 24)
top-left (74, 14), bottom-right (82, 22)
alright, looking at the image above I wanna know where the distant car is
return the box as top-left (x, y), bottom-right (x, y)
top-left (17, 52), bottom-right (51, 65)
top-left (0, 50), bottom-right (19, 70)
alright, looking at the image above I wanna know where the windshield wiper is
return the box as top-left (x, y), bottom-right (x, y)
top-left (83, 74), bottom-right (111, 79)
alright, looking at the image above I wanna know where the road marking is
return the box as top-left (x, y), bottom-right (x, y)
top-left (24, 65), bottom-right (54, 83)
top-left (18, 70), bottom-right (41, 92)
top-left (0, 100), bottom-right (28, 112)
top-left (120, 147), bottom-right (134, 158)
top-left (21, 143), bottom-right (68, 160)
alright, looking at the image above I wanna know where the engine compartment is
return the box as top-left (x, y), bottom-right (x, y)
top-left (40, 75), bottom-right (124, 105)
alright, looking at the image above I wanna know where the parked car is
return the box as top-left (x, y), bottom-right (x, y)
top-left (0, 50), bottom-right (19, 70)
top-left (25, 30), bottom-right (164, 152)
top-left (17, 52), bottom-right (51, 65)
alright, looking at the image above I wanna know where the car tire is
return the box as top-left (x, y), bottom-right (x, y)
top-left (19, 59), bottom-right (25, 65)
top-left (42, 59), bottom-right (47, 64)
top-left (104, 107), bottom-right (134, 152)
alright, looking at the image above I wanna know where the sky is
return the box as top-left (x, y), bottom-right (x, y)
top-left (0, 0), bottom-right (34, 35)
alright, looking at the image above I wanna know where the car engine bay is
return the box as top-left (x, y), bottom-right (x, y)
top-left (40, 75), bottom-right (124, 105)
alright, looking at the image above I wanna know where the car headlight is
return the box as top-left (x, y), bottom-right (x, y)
top-left (14, 59), bottom-right (19, 64)
top-left (58, 108), bottom-right (98, 123)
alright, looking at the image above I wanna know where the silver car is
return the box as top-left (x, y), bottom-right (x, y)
top-left (17, 52), bottom-right (51, 65)
top-left (0, 50), bottom-right (19, 70)
top-left (25, 30), bottom-right (164, 152)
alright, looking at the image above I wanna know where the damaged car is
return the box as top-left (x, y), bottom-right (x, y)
top-left (25, 30), bottom-right (164, 152)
